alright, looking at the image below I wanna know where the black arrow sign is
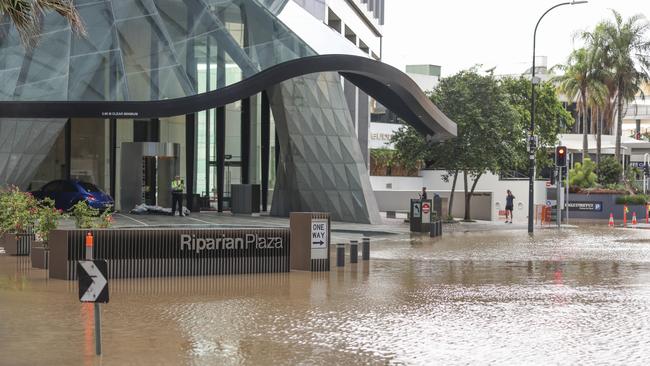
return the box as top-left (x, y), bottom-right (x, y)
top-left (312, 240), bottom-right (325, 246)
top-left (77, 260), bottom-right (109, 303)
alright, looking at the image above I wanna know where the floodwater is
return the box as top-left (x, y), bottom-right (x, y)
top-left (1, 227), bottom-right (650, 365)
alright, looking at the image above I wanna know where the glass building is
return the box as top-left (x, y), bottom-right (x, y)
top-left (0, 0), bottom-right (455, 224)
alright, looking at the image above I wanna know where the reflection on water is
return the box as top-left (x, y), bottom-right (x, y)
top-left (2, 227), bottom-right (650, 365)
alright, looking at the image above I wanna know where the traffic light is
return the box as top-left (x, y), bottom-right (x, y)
top-left (556, 146), bottom-right (567, 167)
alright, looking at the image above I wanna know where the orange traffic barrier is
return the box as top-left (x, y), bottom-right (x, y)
top-left (85, 232), bottom-right (94, 247)
top-left (609, 213), bottom-right (614, 227)
top-left (632, 212), bottom-right (638, 226)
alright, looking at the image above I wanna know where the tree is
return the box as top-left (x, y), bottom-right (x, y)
top-left (500, 77), bottom-right (574, 172)
top-left (393, 69), bottom-right (520, 221)
top-left (0, 0), bottom-right (85, 48)
top-left (597, 11), bottom-right (650, 162)
top-left (553, 48), bottom-right (593, 161)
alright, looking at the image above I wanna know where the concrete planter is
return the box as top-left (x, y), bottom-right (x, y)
top-left (2, 232), bottom-right (32, 256)
top-left (31, 241), bottom-right (49, 269)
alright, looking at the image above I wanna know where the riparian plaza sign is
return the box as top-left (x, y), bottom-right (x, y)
top-left (181, 234), bottom-right (283, 253)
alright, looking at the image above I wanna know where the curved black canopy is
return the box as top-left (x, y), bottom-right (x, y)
top-left (0, 54), bottom-right (456, 139)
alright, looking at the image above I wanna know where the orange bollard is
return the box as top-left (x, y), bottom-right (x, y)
top-left (632, 212), bottom-right (638, 226)
top-left (609, 213), bottom-right (614, 227)
top-left (85, 231), bottom-right (94, 247)
top-left (624, 205), bottom-right (628, 227)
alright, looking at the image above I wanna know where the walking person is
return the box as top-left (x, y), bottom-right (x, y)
top-left (171, 175), bottom-right (185, 217)
top-left (505, 190), bottom-right (515, 223)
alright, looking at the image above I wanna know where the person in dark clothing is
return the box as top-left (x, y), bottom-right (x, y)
top-left (171, 175), bottom-right (185, 217)
top-left (505, 190), bottom-right (515, 223)
top-left (420, 187), bottom-right (428, 201)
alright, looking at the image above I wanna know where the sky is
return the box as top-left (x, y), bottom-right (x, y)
top-left (382, 0), bottom-right (649, 77)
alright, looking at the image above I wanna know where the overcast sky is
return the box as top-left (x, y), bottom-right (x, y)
top-left (382, 0), bottom-right (649, 77)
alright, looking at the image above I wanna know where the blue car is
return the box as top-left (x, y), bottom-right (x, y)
top-left (32, 180), bottom-right (114, 212)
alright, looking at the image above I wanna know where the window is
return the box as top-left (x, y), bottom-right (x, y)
top-left (79, 182), bottom-right (101, 192)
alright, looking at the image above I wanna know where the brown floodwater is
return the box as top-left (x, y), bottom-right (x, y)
top-left (1, 227), bottom-right (650, 365)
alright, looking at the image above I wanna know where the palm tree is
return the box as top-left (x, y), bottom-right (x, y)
top-left (586, 74), bottom-right (608, 164)
top-left (0, 0), bottom-right (85, 48)
top-left (598, 10), bottom-right (650, 162)
top-left (553, 48), bottom-right (591, 161)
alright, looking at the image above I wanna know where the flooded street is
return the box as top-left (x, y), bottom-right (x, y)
top-left (2, 227), bottom-right (650, 365)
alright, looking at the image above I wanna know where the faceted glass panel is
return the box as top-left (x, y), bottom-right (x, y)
top-left (0, 0), bottom-right (316, 101)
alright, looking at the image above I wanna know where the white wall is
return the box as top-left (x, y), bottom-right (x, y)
top-left (419, 170), bottom-right (547, 223)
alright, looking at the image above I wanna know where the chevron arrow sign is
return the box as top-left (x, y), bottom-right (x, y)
top-left (77, 260), bottom-right (109, 303)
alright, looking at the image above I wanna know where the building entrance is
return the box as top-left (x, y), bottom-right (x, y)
top-left (120, 142), bottom-right (181, 211)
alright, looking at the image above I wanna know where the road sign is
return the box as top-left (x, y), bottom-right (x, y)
top-left (422, 202), bottom-right (431, 214)
top-left (421, 199), bottom-right (432, 225)
top-left (310, 219), bottom-right (328, 260)
top-left (412, 202), bottom-right (421, 218)
top-left (78, 260), bottom-right (109, 303)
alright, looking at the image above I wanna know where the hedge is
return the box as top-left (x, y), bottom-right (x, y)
top-left (615, 195), bottom-right (650, 205)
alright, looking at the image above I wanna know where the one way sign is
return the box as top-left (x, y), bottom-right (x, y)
top-left (310, 219), bottom-right (329, 260)
top-left (77, 260), bottom-right (109, 303)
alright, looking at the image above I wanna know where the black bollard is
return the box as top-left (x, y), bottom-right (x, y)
top-left (336, 243), bottom-right (345, 267)
top-left (430, 219), bottom-right (439, 237)
top-left (350, 240), bottom-right (358, 263)
top-left (362, 237), bottom-right (370, 261)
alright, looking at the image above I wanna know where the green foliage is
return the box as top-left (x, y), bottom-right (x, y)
top-left (34, 198), bottom-right (64, 243)
top-left (71, 201), bottom-right (114, 229)
top-left (597, 157), bottom-right (623, 185)
top-left (391, 73), bottom-right (571, 176)
top-left (500, 76), bottom-right (574, 171)
top-left (626, 166), bottom-right (643, 193)
top-left (0, 186), bottom-right (38, 234)
top-left (615, 194), bottom-right (650, 205)
top-left (569, 158), bottom-right (598, 189)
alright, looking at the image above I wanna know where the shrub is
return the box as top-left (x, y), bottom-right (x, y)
top-left (34, 198), bottom-right (64, 243)
top-left (598, 157), bottom-right (622, 185)
top-left (615, 194), bottom-right (650, 205)
top-left (0, 186), bottom-right (38, 234)
top-left (71, 201), bottom-right (114, 229)
top-left (569, 158), bottom-right (598, 189)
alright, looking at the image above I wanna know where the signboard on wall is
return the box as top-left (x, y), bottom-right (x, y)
top-left (567, 201), bottom-right (603, 212)
top-left (369, 122), bottom-right (402, 149)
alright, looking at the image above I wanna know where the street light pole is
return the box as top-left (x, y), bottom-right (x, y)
top-left (528, 0), bottom-right (587, 234)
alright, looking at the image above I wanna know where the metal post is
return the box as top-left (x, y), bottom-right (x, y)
top-left (362, 238), bottom-right (370, 261)
top-left (528, 1), bottom-right (588, 234)
top-left (94, 303), bottom-right (102, 355)
top-left (349, 240), bottom-right (358, 263)
top-left (565, 165), bottom-right (570, 225)
top-left (557, 167), bottom-right (561, 228)
top-left (643, 153), bottom-right (650, 194)
top-left (85, 232), bottom-right (101, 356)
top-left (336, 243), bottom-right (345, 267)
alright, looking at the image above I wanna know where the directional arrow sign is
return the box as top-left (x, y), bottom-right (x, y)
top-left (77, 260), bottom-right (109, 303)
top-left (310, 219), bottom-right (329, 260)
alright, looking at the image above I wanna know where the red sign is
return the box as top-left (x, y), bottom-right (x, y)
top-left (422, 202), bottom-right (430, 214)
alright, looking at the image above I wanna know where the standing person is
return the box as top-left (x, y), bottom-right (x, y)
top-left (171, 175), bottom-right (185, 217)
top-left (505, 190), bottom-right (515, 223)
top-left (420, 187), bottom-right (428, 201)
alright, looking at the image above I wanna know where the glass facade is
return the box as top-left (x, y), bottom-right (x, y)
top-left (1, 0), bottom-right (435, 224)
top-left (0, 0), bottom-right (315, 103)
top-left (9, 0), bottom-right (294, 208)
